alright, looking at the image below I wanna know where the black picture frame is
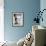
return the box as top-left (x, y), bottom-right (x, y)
top-left (12, 12), bottom-right (24, 27)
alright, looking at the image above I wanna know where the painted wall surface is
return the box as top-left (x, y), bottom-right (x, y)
top-left (40, 0), bottom-right (46, 27)
top-left (4, 0), bottom-right (40, 42)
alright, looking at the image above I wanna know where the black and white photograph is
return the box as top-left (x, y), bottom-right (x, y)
top-left (12, 12), bottom-right (24, 27)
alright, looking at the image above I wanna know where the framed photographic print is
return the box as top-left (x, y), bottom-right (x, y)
top-left (12, 12), bottom-right (24, 27)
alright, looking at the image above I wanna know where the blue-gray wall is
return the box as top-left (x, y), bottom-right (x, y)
top-left (4, 0), bottom-right (40, 42)
top-left (40, 0), bottom-right (46, 27)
